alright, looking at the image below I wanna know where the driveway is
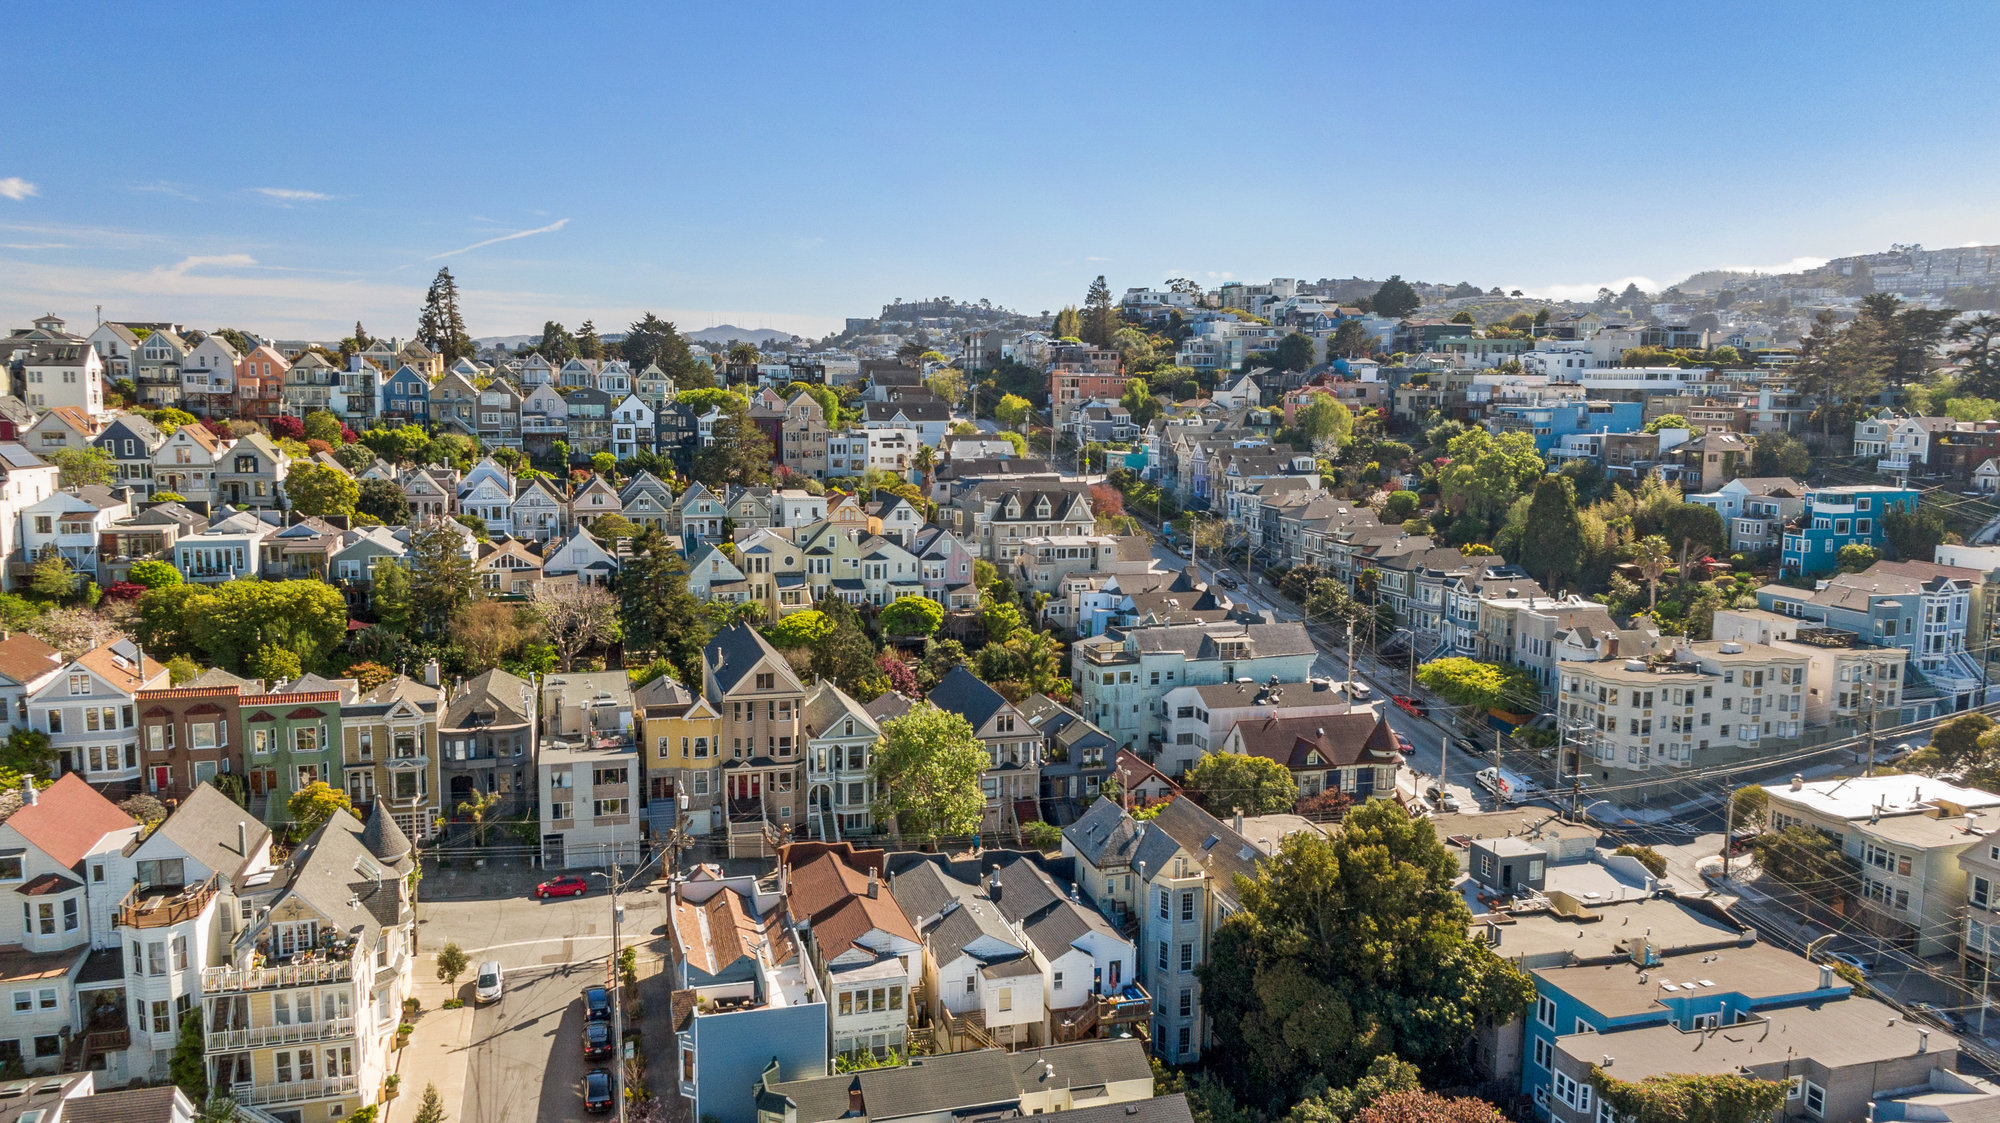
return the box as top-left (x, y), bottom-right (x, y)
top-left (400, 860), bottom-right (671, 1123)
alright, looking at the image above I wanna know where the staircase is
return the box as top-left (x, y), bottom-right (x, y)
top-left (647, 797), bottom-right (678, 839)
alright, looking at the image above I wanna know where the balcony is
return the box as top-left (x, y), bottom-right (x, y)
top-left (230, 1076), bottom-right (359, 1107)
top-left (207, 1016), bottom-right (356, 1051)
top-left (203, 959), bottom-right (353, 993)
top-left (118, 875), bottom-right (218, 929)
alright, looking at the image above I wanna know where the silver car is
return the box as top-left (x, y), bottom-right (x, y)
top-left (475, 960), bottom-right (503, 1004)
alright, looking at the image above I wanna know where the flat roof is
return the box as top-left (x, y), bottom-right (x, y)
top-left (1555, 995), bottom-right (1946, 1082)
top-left (1769, 776), bottom-right (2000, 822)
top-left (1480, 897), bottom-right (1745, 965)
top-left (1535, 941), bottom-right (1838, 1019)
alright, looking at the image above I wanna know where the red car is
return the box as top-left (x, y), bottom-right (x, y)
top-left (1392, 694), bottom-right (1426, 717)
top-left (536, 875), bottom-right (589, 899)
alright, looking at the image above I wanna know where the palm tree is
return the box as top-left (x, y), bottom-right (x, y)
top-left (1633, 534), bottom-right (1673, 612)
top-left (912, 445), bottom-right (938, 494)
top-left (1005, 629), bottom-right (1065, 698)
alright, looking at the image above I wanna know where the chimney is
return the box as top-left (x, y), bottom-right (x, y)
top-left (867, 869), bottom-right (879, 900)
top-left (424, 659), bottom-right (440, 687)
top-left (848, 1081), bottom-right (864, 1115)
top-left (1919, 1027), bottom-right (1931, 1054)
top-left (1820, 963), bottom-right (1835, 989)
top-left (1791, 773), bottom-right (1805, 793)
top-left (237, 822), bottom-right (249, 856)
top-left (1233, 809), bottom-right (1244, 833)
top-left (20, 776), bottom-right (33, 805)
top-left (987, 870), bottom-right (1002, 903)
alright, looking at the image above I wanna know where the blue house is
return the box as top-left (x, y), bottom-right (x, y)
top-left (669, 869), bottom-right (828, 1123)
top-left (1484, 400), bottom-right (1644, 455)
top-left (1519, 942), bottom-right (1849, 1104)
top-left (1779, 485), bottom-right (1919, 577)
top-left (377, 363), bottom-right (432, 425)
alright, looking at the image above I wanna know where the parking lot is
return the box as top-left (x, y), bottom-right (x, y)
top-left (399, 861), bottom-right (673, 1123)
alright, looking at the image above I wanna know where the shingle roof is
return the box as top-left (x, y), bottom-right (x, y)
top-left (704, 622), bottom-right (800, 697)
top-left (146, 783), bottom-right (269, 884)
top-left (758, 1040), bottom-right (1152, 1123)
top-left (0, 633), bottom-right (62, 687)
top-left (6, 773), bottom-right (135, 870)
top-left (927, 666), bottom-right (1009, 732)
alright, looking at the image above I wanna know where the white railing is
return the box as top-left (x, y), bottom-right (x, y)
top-left (203, 959), bottom-right (353, 992)
top-left (231, 1076), bottom-right (359, 1107)
top-left (206, 1016), bottom-right (355, 1050)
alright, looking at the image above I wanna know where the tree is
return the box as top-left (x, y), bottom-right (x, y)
top-left (1329, 319), bottom-right (1376, 359)
top-left (407, 522), bottom-right (477, 638)
top-left (1437, 428), bottom-right (1543, 536)
top-left (164, 655), bottom-right (200, 685)
top-left (170, 1002), bottom-right (208, 1101)
top-left (623, 313), bottom-right (706, 387)
top-left (1731, 785), bottom-right (1769, 830)
top-left (1021, 820), bottom-right (1063, 850)
top-left (29, 555), bottom-right (76, 599)
top-left (435, 942), bottom-right (469, 988)
top-left (1378, 491), bottom-right (1421, 524)
top-left (449, 600), bottom-right (536, 668)
top-left (1417, 657), bottom-right (1540, 714)
top-left (370, 558), bottom-right (414, 633)
top-left (1837, 543), bottom-right (1877, 573)
top-left (49, 446), bottom-right (116, 488)
top-left (195, 1094), bottom-right (238, 1123)
top-left (0, 728), bottom-right (53, 777)
top-left (1370, 275), bottom-right (1421, 319)
top-left (880, 595), bottom-right (944, 638)
top-left (413, 1082), bottom-right (448, 1123)
top-left (284, 463), bottom-right (360, 520)
top-left (356, 478), bottom-right (413, 524)
top-left (870, 703), bottom-right (988, 841)
top-left (1083, 275), bottom-right (1115, 348)
top-left (1053, 307), bottom-right (1083, 340)
top-left (1952, 314), bottom-right (2000, 398)
top-left (1884, 502), bottom-right (1948, 561)
top-left (1928, 712), bottom-right (1996, 772)
top-left (1119, 378), bottom-right (1161, 428)
top-left (537, 322), bottom-right (578, 365)
top-left (127, 560), bottom-right (182, 589)
top-left (1275, 332), bottom-right (1315, 372)
top-left (925, 367), bottom-right (968, 406)
top-left (692, 400), bottom-right (774, 489)
top-left (1748, 432), bottom-right (1811, 479)
top-left (762, 609), bottom-right (833, 651)
top-left (1284, 1054), bottom-right (1420, 1123)
top-left (617, 529), bottom-right (711, 679)
top-left (576, 320), bottom-right (604, 361)
top-left (1183, 752), bottom-right (1298, 816)
top-left (1753, 824), bottom-right (1859, 893)
top-left (1642, 413), bottom-right (1688, 434)
top-left (1632, 534), bottom-right (1673, 611)
top-left (359, 423), bottom-right (432, 465)
top-left (1658, 501), bottom-right (1727, 568)
top-left (1199, 802), bottom-right (1535, 1103)
top-left (994, 394), bottom-right (1032, 430)
top-left (591, 451), bottom-right (617, 477)
top-left (1349, 1091), bottom-right (1505, 1123)
top-left (1614, 844), bottom-right (1668, 877)
top-left (1518, 476), bottom-right (1587, 592)
top-left (303, 410), bottom-right (345, 444)
top-left (286, 781), bottom-right (353, 835)
top-left (1294, 396), bottom-right (1353, 450)
top-left (416, 267), bottom-right (472, 363)
top-left (31, 606), bottom-right (114, 657)
top-left (1588, 1070), bottom-right (1784, 1123)
top-left (532, 583), bottom-right (620, 670)
top-left (246, 645), bottom-right (301, 683)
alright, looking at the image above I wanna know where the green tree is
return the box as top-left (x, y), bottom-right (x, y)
top-left (623, 313), bottom-right (708, 388)
top-left (1837, 543), bottom-right (1877, 573)
top-left (1329, 319), bottom-right (1377, 359)
top-left (1951, 314), bottom-right (2000, 399)
top-left (1120, 378), bottom-right (1161, 428)
top-left (1199, 802), bottom-right (1536, 1103)
top-left (994, 393), bottom-right (1032, 430)
top-left (1642, 413), bottom-right (1688, 433)
top-left (303, 410), bottom-right (345, 444)
top-left (871, 702), bottom-right (988, 841)
top-left (1752, 825), bottom-right (1859, 892)
top-left (981, 600), bottom-right (1022, 645)
top-left (1632, 534), bottom-right (1673, 610)
top-left (1588, 1070), bottom-right (1784, 1123)
top-left (1294, 396), bottom-right (1353, 450)
top-left (406, 522), bottom-right (477, 638)
top-left (356, 478), bottom-right (413, 524)
top-left (763, 609), bottom-right (833, 650)
top-left (359, 423), bottom-right (432, 465)
top-left (617, 529), bottom-right (712, 679)
top-left (1438, 428), bottom-right (1543, 537)
top-left (195, 1094), bottom-right (238, 1123)
top-left (1517, 476), bottom-right (1587, 591)
top-left (575, 319), bottom-right (604, 361)
top-left (435, 942), bottom-right (469, 987)
top-left (287, 781), bottom-right (353, 836)
top-left (1884, 502), bottom-right (1948, 562)
top-left (170, 1003), bottom-right (208, 1101)
top-left (1370, 275), bottom-right (1421, 319)
top-left (1183, 752), bottom-right (1298, 816)
top-left (416, 267), bottom-right (472, 363)
top-left (49, 446), bottom-right (117, 488)
top-left (880, 595), bottom-right (945, 638)
top-left (691, 400), bottom-right (774, 489)
top-left (412, 1083), bottom-right (448, 1123)
top-left (284, 463), bottom-right (360, 519)
top-left (1052, 307), bottom-right (1082, 340)
top-left (1351, 1091), bottom-right (1505, 1123)
top-left (1275, 332), bottom-right (1315, 372)
top-left (181, 580), bottom-right (350, 673)
top-left (1748, 432), bottom-right (1811, 479)
top-left (1614, 844), bottom-right (1668, 877)
top-left (1082, 275), bottom-right (1115, 348)
top-left (1378, 490), bottom-right (1421, 523)
top-left (29, 555), bottom-right (76, 599)
top-left (0, 728), bottom-right (53, 777)
top-left (591, 451), bottom-right (617, 476)
top-left (1731, 784), bottom-right (1769, 830)
top-left (370, 559), bottom-right (414, 633)
top-left (1021, 820), bottom-right (1063, 851)
top-left (1283, 1054), bottom-right (1421, 1123)
top-left (164, 655), bottom-right (200, 685)
top-left (1928, 712), bottom-right (1996, 772)
top-left (246, 645), bottom-right (301, 684)
top-left (1416, 656), bottom-right (1540, 714)
top-left (126, 559), bottom-right (182, 589)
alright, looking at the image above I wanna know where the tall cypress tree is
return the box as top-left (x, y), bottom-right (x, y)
top-left (417, 267), bottom-right (472, 363)
top-left (1082, 275), bottom-right (1114, 348)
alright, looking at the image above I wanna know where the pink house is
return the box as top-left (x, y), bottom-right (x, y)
top-left (235, 344), bottom-right (291, 421)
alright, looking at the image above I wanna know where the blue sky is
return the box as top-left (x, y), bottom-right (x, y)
top-left (3, 2), bottom-right (1998, 340)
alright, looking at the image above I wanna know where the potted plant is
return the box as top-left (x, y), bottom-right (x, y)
top-left (382, 1074), bottom-right (401, 1100)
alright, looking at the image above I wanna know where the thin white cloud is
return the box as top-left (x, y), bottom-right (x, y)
top-left (253, 187), bottom-right (334, 203)
top-left (1705, 256), bottom-right (1827, 277)
top-left (425, 218), bottom-right (571, 261)
top-left (0, 243), bottom-right (68, 251)
top-left (132, 181), bottom-right (200, 202)
top-left (1516, 275), bottom-right (1662, 302)
top-left (0, 179), bottom-right (37, 202)
top-left (159, 254), bottom-right (259, 276)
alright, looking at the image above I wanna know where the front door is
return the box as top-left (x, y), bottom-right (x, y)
top-left (248, 769), bottom-right (278, 796)
top-left (152, 766), bottom-right (170, 794)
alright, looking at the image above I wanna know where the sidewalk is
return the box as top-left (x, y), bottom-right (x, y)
top-left (384, 958), bottom-right (475, 1123)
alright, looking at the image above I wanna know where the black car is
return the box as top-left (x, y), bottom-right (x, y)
top-left (1215, 573), bottom-right (1240, 589)
top-left (584, 1069), bottom-right (614, 1113)
top-left (585, 986), bottom-right (612, 1022)
top-left (583, 1019), bottom-right (614, 1059)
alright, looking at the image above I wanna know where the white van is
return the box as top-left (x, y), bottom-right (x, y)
top-left (475, 960), bottom-right (503, 1004)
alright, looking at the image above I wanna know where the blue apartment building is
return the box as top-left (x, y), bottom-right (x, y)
top-left (1780, 485), bottom-right (1919, 577)
top-left (1484, 400), bottom-right (1644, 455)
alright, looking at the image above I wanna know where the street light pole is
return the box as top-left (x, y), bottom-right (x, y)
top-left (594, 863), bottom-right (627, 1123)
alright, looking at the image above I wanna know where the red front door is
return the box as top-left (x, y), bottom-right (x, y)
top-left (152, 766), bottom-right (170, 794)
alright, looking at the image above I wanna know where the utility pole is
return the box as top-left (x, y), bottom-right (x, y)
top-left (593, 860), bottom-right (628, 1123)
top-left (1345, 618), bottom-right (1355, 685)
top-left (1721, 786), bottom-right (1735, 879)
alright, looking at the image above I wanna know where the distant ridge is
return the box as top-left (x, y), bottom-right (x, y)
top-left (688, 324), bottom-right (797, 345)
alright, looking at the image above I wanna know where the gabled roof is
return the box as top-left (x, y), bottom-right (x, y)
top-left (703, 622), bottom-right (802, 697)
top-left (1228, 710), bottom-right (1404, 771)
top-left (6, 773), bottom-right (135, 869)
top-left (927, 666), bottom-right (1010, 733)
top-left (1062, 796), bottom-right (1143, 869)
top-left (146, 782), bottom-right (268, 883)
top-left (0, 633), bottom-right (62, 687)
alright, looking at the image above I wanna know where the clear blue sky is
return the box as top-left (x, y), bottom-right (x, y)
top-left (4, 2), bottom-right (1997, 340)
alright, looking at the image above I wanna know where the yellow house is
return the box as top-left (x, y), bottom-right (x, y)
top-left (635, 676), bottom-right (724, 837)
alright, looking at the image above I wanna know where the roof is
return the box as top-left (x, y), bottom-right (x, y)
top-left (273, 809), bottom-right (407, 939)
top-left (0, 634), bottom-right (61, 687)
top-left (704, 622), bottom-right (801, 697)
top-left (784, 849), bottom-right (917, 961)
top-left (64, 1085), bottom-right (193, 1123)
top-left (1556, 995), bottom-right (1943, 1083)
top-left (146, 783), bottom-right (268, 884)
top-left (1535, 941), bottom-right (1839, 1019)
top-left (5, 773), bottom-right (134, 869)
top-left (361, 804), bottom-right (414, 869)
top-left (1229, 710), bottom-right (1404, 771)
top-left (890, 860), bottom-right (1025, 966)
top-left (1137, 797), bottom-right (1266, 905)
top-left (73, 639), bottom-right (166, 694)
top-left (758, 1040), bottom-right (1152, 1123)
top-left (1063, 797), bottom-right (1143, 869)
top-left (443, 669), bottom-right (534, 730)
top-left (927, 666), bottom-right (1010, 732)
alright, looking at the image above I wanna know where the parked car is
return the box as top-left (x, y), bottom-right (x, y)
top-left (1392, 694), bottom-right (1426, 717)
top-left (1826, 951), bottom-right (1874, 977)
top-left (1451, 736), bottom-right (1482, 756)
top-left (1909, 1003), bottom-right (1968, 1033)
top-left (1178, 543), bottom-right (1194, 559)
top-left (475, 960), bottom-right (503, 1004)
top-left (1425, 786), bottom-right (1461, 813)
top-left (1394, 733), bottom-right (1414, 754)
top-left (1215, 572), bottom-right (1240, 589)
top-left (536, 875), bottom-right (589, 899)
top-left (583, 1019), bottom-right (614, 1059)
top-left (586, 986), bottom-right (612, 1022)
top-left (583, 1069), bottom-right (614, 1113)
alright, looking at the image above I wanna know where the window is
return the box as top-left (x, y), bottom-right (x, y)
top-left (1178, 942), bottom-right (1193, 973)
top-left (1536, 995), bottom-right (1556, 1028)
top-left (1180, 891), bottom-right (1196, 922)
top-left (10, 991), bottom-right (27, 1013)
top-left (1158, 889), bottom-right (1170, 920)
top-left (1157, 942), bottom-right (1168, 971)
top-left (1179, 988), bottom-right (1192, 1017)
top-left (1804, 1081), bottom-right (1825, 1117)
top-left (171, 934), bottom-right (187, 970)
top-left (594, 799), bottom-right (628, 817)
top-left (0, 856), bottom-right (20, 881)
top-left (1533, 1036), bottom-right (1552, 1069)
top-left (62, 898), bottom-right (76, 932)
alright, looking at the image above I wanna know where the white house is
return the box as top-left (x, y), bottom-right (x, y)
top-left (611, 393), bottom-right (655, 461)
top-left (0, 444), bottom-right (60, 591)
top-left (172, 510), bottom-right (277, 583)
top-left (181, 336), bottom-right (241, 402)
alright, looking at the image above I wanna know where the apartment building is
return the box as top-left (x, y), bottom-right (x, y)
top-left (752, 1039), bottom-right (1156, 1123)
top-left (1711, 608), bottom-right (1906, 733)
top-left (1070, 622), bottom-right (1316, 751)
top-left (1759, 560), bottom-right (1984, 716)
top-left (31, 639), bottom-right (171, 794)
top-left (1154, 678), bottom-right (1358, 777)
top-left (437, 669), bottom-right (536, 831)
top-left (801, 681), bottom-right (880, 842)
top-left (537, 670), bottom-right (639, 870)
top-left (636, 675), bottom-right (723, 839)
top-left (1558, 640), bottom-right (1809, 785)
top-left (1219, 709), bottom-right (1404, 802)
top-left (338, 675), bottom-right (443, 844)
top-left (779, 843), bottom-right (920, 1061)
top-left (1780, 485), bottom-right (1920, 578)
top-left (703, 624), bottom-right (808, 857)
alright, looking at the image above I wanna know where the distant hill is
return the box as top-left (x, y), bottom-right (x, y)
top-left (688, 325), bottom-right (797, 346)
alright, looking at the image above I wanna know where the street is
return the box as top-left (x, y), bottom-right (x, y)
top-left (405, 863), bottom-right (672, 1123)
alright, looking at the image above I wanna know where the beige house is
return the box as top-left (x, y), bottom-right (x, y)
top-left (703, 623), bottom-right (807, 856)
